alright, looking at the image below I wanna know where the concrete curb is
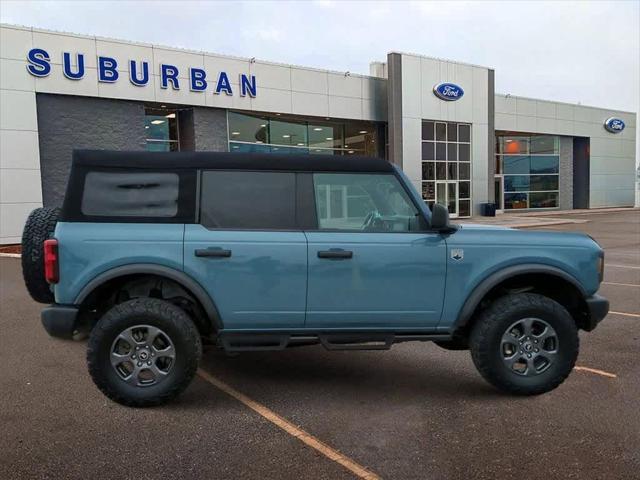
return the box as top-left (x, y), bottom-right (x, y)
top-left (510, 207), bottom-right (640, 217)
top-left (513, 219), bottom-right (589, 228)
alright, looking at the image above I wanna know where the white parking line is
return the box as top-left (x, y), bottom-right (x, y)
top-left (197, 369), bottom-right (381, 480)
top-left (574, 366), bottom-right (617, 378)
top-left (609, 311), bottom-right (640, 318)
top-left (602, 282), bottom-right (640, 288)
top-left (606, 264), bottom-right (640, 270)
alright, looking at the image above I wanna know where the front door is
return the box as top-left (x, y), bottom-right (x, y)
top-left (305, 172), bottom-right (447, 329)
top-left (183, 171), bottom-right (307, 330)
top-left (436, 181), bottom-right (458, 217)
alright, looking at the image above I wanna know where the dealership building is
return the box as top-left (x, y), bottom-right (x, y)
top-left (1, 23), bottom-right (637, 244)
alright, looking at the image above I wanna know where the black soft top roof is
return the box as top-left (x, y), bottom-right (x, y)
top-left (73, 150), bottom-right (395, 173)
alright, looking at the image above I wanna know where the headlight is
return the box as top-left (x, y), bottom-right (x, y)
top-left (597, 253), bottom-right (604, 283)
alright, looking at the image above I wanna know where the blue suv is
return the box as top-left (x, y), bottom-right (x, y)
top-left (21, 150), bottom-right (609, 406)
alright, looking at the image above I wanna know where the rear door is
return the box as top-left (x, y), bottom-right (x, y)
top-left (305, 172), bottom-right (447, 329)
top-left (183, 171), bottom-right (307, 330)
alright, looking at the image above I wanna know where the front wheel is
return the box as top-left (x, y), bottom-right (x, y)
top-left (470, 293), bottom-right (579, 395)
top-left (87, 298), bottom-right (202, 407)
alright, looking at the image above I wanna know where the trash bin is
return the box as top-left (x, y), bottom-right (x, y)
top-left (480, 202), bottom-right (496, 217)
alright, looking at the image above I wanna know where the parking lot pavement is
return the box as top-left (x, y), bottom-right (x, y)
top-left (1, 210), bottom-right (639, 479)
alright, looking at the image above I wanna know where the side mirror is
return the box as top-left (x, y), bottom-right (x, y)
top-left (431, 203), bottom-right (451, 231)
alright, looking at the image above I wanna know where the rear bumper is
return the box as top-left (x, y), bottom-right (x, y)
top-left (583, 294), bottom-right (609, 332)
top-left (41, 305), bottom-right (79, 338)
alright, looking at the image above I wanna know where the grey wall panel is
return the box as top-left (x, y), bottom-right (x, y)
top-left (559, 136), bottom-right (574, 210)
top-left (192, 107), bottom-right (228, 152)
top-left (36, 93), bottom-right (145, 207)
top-left (573, 137), bottom-right (590, 209)
top-left (386, 53), bottom-right (403, 167)
top-left (487, 69), bottom-right (495, 203)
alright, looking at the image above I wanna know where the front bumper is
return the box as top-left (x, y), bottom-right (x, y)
top-left (41, 305), bottom-right (79, 338)
top-left (583, 294), bottom-right (609, 331)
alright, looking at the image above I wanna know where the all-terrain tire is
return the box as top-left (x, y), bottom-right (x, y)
top-left (87, 298), bottom-right (202, 407)
top-left (469, 293), bottom-right (579, 395)
top-left (21, 207), bottom-right (60, 303)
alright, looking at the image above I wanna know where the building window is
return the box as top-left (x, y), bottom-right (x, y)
top-left (145, 108), bottom-right (179, 151)
top-left (227, 111), bottom-right (380, 156)
top-left (496, 135), bottom-right (559, 210)
top-left (421, 121), bottom-right (471, 217)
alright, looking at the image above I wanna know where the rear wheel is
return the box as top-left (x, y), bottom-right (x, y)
top-left (87, 298), bottom-right (202, 407)
top-left (470, 293), bottom-right (579, 395)
top-left (21, 207), bottom-right (60, 303)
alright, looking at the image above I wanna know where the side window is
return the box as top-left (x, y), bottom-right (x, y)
top-left (312, 173), bottom-right (421, 232)
top-left (81, 172), bottom-right (179, 217)
top-left (200, 171), bottom-right (296, 229)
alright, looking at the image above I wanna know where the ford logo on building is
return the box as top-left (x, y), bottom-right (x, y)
top-left (433, 83), bottom-right (464, 101)
top-left (604, 117), bottom-right (625, 133)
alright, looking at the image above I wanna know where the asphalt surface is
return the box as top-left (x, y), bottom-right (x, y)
top-left (1, 210), bottom-right (639, 479)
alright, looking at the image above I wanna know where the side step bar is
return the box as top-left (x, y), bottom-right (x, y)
top-left (219, 332), bottom-right (451, 352)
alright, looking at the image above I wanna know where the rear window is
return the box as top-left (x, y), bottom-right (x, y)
top-left (200, 171), bottom-right (296, 229)
top-left (81, 172), bottom-right (179, 217)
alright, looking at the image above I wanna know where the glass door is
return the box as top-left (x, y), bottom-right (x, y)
top-left (436, 181), bottom-right (458, 217)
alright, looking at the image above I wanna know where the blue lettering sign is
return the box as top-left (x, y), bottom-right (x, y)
top-left (190, 68), bottom-right (207, 92)
top-left (604, 117), bottom-right (625, 134)
top-left (240, 74), bottom-right (257, 97)
top-left (215, 71), bottom-right (233, 95)
top-left (98, 56), bottom-right (119, 82)
top-left (433, 82), bottom-right (464, 101)
top-left (25, 48), bottom-right (258, 98)
top-left (62, 52), bottom-right (85, 80)
top-left (161, 64), bottom-right (180, 90)
top-left (26, 48), bottom-right (51, 77)
top-left (129, 60), bottom-right (149, 86)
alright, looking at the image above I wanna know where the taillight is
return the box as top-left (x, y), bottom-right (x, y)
top-left (44, 238), bottom-right (59, 284)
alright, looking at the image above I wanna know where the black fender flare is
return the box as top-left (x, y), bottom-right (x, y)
top-left (453, 263), bottom-right (587, 331)
top-left (74, 263), bottom-right (223, 330)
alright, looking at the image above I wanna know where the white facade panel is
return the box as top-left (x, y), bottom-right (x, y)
top-left (290, 68), bottom-right (328, 95)
top-left (0, 130), bottom-right (40, 169)
top-left (328, 95), bottom-right (362, 120)
top-left (400, 116), bottom-right (422, 192)
top-left (516, 98), bottom-right (536, 117)
top-left (1, 25), bottom-right (33, 61)
top-left (0, 168), bottom-right (42, 203)
top-left (328, 73), bottom-right (362, 98)
top-left (556, 103), bottom-right (574, 121)
top-left (536, 101), bottom-right (557, 119)
top-left (95, 40), bottom-right (154, 72)
top-left (250, 87), bottom-right (292, 114)
top-left (0, 202), bottom-right (41, 243)
top-left (0, 58), bottom-right (36, 91)
top-left (0, 89), bottom-right (38, 131)
top-left (291, 91), bottom-right (329, 117)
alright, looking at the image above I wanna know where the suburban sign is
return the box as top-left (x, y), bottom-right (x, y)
top-left (433, 82), bottom-right (464, 101)
top-left (603, 117), bottom-right (625, 134)
top-left (25, 48), bottom-right (257, 97)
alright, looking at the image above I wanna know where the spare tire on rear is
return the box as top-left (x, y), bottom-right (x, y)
top-left (21, 207), bottom-right (60, 304)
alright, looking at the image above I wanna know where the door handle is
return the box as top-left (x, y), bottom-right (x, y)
top-left (317, 249), bottom-right (353, 259)
top-left (195, 247), bottom-right (232, 258)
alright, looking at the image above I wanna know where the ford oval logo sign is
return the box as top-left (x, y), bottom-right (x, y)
top-left (604, 117), bottom-right (625, 133)
top-left (433, 83), bottom-right (464, 101)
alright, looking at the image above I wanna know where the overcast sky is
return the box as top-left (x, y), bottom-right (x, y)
top-left (1, 0), bottom-right (638, 113)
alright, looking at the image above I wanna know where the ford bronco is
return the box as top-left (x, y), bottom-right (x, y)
top-left (22, 150), bottom-right (608, 406)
